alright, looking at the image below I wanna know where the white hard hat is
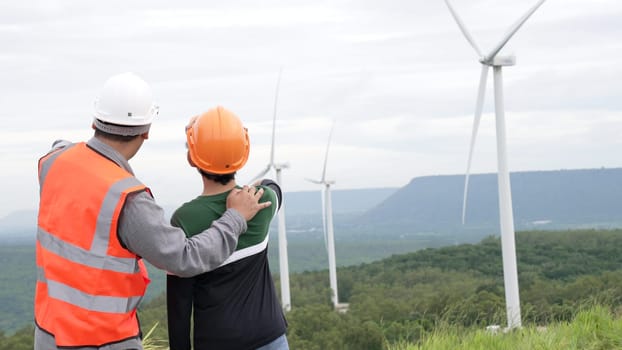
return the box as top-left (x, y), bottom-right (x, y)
top-left (93, 72), bottom-right (159, 126)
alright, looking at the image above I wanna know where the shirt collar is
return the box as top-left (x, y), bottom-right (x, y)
top-left (87, 137), bottom-right (135, 175)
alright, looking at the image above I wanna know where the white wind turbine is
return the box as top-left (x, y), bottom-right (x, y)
top-left (444, 0), bottom-right (547, 329)
top-left (306, 120), bottom-right (347, 311)
top-left (250, 68), bottom-right (291, 312)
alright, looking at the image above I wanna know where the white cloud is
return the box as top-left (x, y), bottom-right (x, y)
top-left (144, 6), bottom-right (345, 29)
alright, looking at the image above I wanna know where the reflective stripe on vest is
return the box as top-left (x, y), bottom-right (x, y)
top-left (37, 268), bottom-right (143, 313)
top-left (37, 226), bottom-right (139, 274)
top-left (35, 142), bottom-right (149, 347)
top-left (38, 143), bottom-right (77, 194)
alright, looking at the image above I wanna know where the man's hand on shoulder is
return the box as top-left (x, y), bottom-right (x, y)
top-left (227, 185), bottom-right (272, 221)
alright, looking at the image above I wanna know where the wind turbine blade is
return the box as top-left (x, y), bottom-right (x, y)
top-left (443, 0), bottom-right (483, 57)
top-left (269, 67), bottom-right (283, 165)
top-left (304, 177), bottom-right (322, 185)
top-left (249, 165), bottom-right (271, 185)
top-left (321, 187), bottom-right (328, 252)
top-left (321, 119), bottom-right (337, 183)
top-left (462, 64), bottom-right (489, 224)
top-left (485, 0), bottom-right (546, 60)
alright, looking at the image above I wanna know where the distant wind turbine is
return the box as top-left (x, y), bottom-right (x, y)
top-left (250, 68), bottom-right (291, 312)
top-left (444, 0), bottom-right (547, 329)
top-left (306, 120), bottom-right (347, 312)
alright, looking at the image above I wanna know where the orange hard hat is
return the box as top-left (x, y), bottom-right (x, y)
top-left (186, 106), bottom-right (250, 174)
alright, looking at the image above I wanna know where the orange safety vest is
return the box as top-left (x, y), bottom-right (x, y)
top-left (35, 142), bottom-right (151, 348)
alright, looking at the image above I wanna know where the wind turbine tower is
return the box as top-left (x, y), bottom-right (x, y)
top-left (444, 0), bottom-right (547, 329)
top-left (251, 68), bottom-right (291, 311)
top-left (306, 120), bottom-right (347, 311)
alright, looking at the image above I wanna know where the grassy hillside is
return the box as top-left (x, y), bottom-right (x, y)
top-left (0, 245), bottom-right (35, 333)
top-left (137, 306), bottom-right (622, 350)
top-left (131, 229), bottom-right (622, 348)
top-left (4, 228), bottom-right (622, 349)
top-left (389, 306), bottom-right (622, 350)
top-left (0, 232), bottom-right (434, 334)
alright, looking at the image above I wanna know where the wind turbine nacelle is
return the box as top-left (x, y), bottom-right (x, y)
top-left (481, 55), bottom-right (516, 67)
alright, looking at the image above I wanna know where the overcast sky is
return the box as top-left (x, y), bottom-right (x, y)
top-left (1, 0), bottom-right (620, 218)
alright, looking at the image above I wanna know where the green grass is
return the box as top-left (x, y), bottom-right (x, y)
top-left (389, 306), bottom-right (622, 350)
top-left (141, 306), bottom-right (622, 350)
top-left (142, 322), bottom-right (169, 350)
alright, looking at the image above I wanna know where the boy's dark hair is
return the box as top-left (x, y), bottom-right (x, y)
top-left (199, 170), bottom-right (236, 186)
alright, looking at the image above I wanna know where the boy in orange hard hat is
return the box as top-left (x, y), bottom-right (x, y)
top-left (167, 106), bottom-right (289, 350)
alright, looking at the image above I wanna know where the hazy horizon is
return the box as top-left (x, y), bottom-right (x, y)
top-left (2, 165), bottom-right (620, 221)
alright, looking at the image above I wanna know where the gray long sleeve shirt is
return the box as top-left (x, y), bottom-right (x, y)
top-left (120, 191), bottom-right (245, 277)
top-left (34, 137), bottom-right (247, 350)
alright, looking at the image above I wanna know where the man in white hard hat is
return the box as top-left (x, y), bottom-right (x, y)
top-left (34, 72), bottom-right (270, 350)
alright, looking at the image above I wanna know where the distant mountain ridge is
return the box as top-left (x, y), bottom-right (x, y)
top-left (3, 168), bottom-right (621, 242)
top-left (363, 167), bottom-right (622, 234)
top-left (282, 187), bottom-right (397, 215)
top-left (0, 187), bottom-right (397, 241)
top-left (0, 210), bottom-right (37, 242)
